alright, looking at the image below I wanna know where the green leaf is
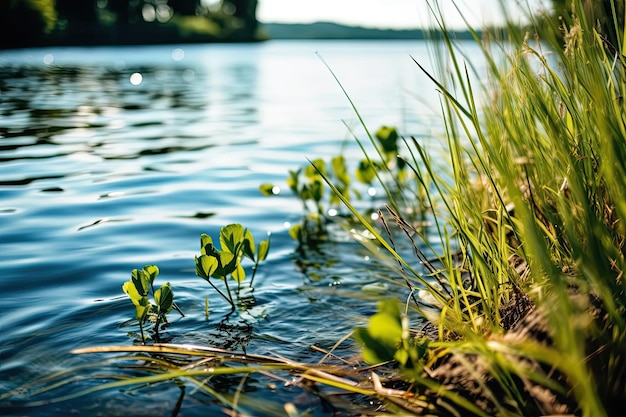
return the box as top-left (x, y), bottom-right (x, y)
top-left (309, 178), bottom-right (324, 202)
top-left (123, 280), bottom-right (151, 322)
top-left (300, 184), bottom-right (312, 200)
top-left (195, 254), bottom-right (218, 279)
top-left (130, 269), bottom-right (150, 296)
top-left (122, 280), bottom-right (142, 306)
top-left (286, 169), bottom-right (300, 194)
top-left (259, 183), bottom-right (276, 196)
top-left (220, 224), bottom-right (245, 254)
top-left (375, 125), bottom-right (399, 154)
top-left (305, 158), bottom-right (326, 179)
top-left (258, 237), bottom-right (270, 262)
top-left (214, 250), bottom-right (236, 277)
top-left (155, 282), bottom-right (173, 314)
top-left (369, 302), bottom-right (402, 342)
top-left (331, 155), bottom-right (351, 186)
top-left (142, 265), bottom-right (159, 285)
top-left (288, 224), bottom-right (303, 241)
top-left (355, 159), bottom-right (376, 185)
top-left (243, 228), bottom-right (255, 261)
top-left (353, 327), bottom-right (394, 364)
top-left (352, 299), bottom-right (403, 365)
top-left (199, 233), bottom-right (214, 254)
top-left (232, 263), bottom-right (246, 282)
top-left (135, 303), bottom-right (151, 323)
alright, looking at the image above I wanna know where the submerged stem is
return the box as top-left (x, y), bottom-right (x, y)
top-left (223, 277), bottom-right (236, 311)
top-left (207, 278), bottom-right (234, 310)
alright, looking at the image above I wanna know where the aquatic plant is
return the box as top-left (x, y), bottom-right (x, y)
top-left (195, 223), bottom-right (270, 311)
top-left (260, 125), bottom-right (423, 248)
top-left (122, 265), bottom-right (178, 342)
top-left (121, 224), bottom-right (269, 342)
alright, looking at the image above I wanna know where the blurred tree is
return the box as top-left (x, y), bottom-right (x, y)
top-left (0, 0), bottom-right (259, 48)
top-left (55, 0), bottom-right (98, 23)
top-left (55, 0), bottom-right (100, 39)
top-left (0, 0), bottom-right (57, 47)
top-left (222, 0), bottom-right (258, 38)
top-left (106, 0), bottom-right (142, 25)
top-left (169, 0), bottom-right (202, 15)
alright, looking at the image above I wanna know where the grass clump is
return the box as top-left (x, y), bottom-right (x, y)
top-left (340, 1), bottom-right (626, 416)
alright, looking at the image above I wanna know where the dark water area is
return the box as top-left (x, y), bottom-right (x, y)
top-left (0, 40), bottom-right (455, 415)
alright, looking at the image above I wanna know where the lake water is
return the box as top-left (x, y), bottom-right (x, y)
top-left (0, 40), bottom-right (469, 416)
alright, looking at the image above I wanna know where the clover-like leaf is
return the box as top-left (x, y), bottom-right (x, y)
top-left (331, 155), bottom-right (351, 186)
top-left (259, 183), bottom-right (276, 196)
top-left (142, 265), bottom-right (159, 285)
top-left (355, 159), bottom-right (376, 185)
top-left (305, 158), bottom-right (326, 179)
top-left (232, 263), bottom-right (246, 282)
top-left (213, 250), bottom-right (236, 278)
top-left (220, 224), bottom-right (245, 255)
top-left (243, 228), bottom-right (255, 261)
top-left (257, 237), bottom-right (270, 262)
top-left (200, 233), bottom-right (213, 250)
top-left (309, 179), bottom-right (324, 202)
top-left (286, 169), bottom-right (301, 193)
top-left (375, 125), bottom-right (399, 154)
top-left (288, 224), bottom-right (303, 241)
top-left (123, 280), bottom-right (142, 306)
top-left (135, 303), bottom-right (151, 324)
top-left (130, 269), bottom-right (150, 297)
top-left (353, 299), bottom-right (403, 365)
top-left (155, 282), bottom-right (173, 314)
top-left (123, 280), bottom-right (151, 322)
top-left (195, 254), bottom-right (218, 280)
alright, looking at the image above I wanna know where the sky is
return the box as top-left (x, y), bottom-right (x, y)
top-left (256, 0), bottom-right (547, 30)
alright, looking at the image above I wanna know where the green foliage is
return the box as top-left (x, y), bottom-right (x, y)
top-left (337, 1), bottom-right (626, 415)
top-left (195, 224), bottom-right (270, 310)
top-left (375, 125), bottom-right (399, 163)
top-left (259, 125), bottom-right (429, 250)
top-left (122, 265), bottom-right (174, 342)
top-left (355, 159), bottom-right (376, 185)
top-left (353, 299), bottom-right (427, 369)
top-left (121, 225), bottom-right (269, 341)
top-left (0, 0), bottom-right (259, 48)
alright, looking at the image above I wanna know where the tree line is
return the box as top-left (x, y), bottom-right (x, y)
top-left (0, 0), bottom-right (260, 49)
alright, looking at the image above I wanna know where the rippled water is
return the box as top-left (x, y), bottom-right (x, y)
top-left (0, 40), bottom-right (463, 415)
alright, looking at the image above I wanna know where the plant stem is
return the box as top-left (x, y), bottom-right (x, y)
top-left (223, 278), bottom-right (236, 311)
top-left (249, 262), bottom-right (259, 288)
top-left (207, 279), bottom-right (233, 307)
top-left (138, 320), bottom-right (145, 344)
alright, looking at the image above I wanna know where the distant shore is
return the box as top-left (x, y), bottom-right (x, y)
top-left (0, 21), bottom-right (478, 50)
top-left (262, 21), bottom-right (476, 40)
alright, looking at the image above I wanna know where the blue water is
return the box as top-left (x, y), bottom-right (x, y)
top-left (0, 40), bottom-right (457, 415)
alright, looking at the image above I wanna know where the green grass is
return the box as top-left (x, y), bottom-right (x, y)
top-left (340, 1), bottom-right (626, 415)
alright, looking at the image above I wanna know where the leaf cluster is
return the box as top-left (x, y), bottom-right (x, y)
top-left (195, 224), bottom-right (270, 311)
top-left (122, 265), bottom-right (173, 342)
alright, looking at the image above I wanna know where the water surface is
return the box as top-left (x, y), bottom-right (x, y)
top-left (0, 40), bottom-right (454, 415)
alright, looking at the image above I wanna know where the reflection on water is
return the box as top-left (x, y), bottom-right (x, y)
top-left (0, 40), bottom-right (451, 415)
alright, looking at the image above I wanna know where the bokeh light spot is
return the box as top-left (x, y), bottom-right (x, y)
top-left (43, 54), bottom-right (54, 65)
top-left (171, 48), bottom-right (185, 61)
top-left (129, 72), bottom-right (143, 85)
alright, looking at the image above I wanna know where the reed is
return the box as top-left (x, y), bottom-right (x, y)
top-left (341, 1), bottom-right (626, 415)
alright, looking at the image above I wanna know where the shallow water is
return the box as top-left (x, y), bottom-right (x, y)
top-left (0, 40), bottom-right (464, 415)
